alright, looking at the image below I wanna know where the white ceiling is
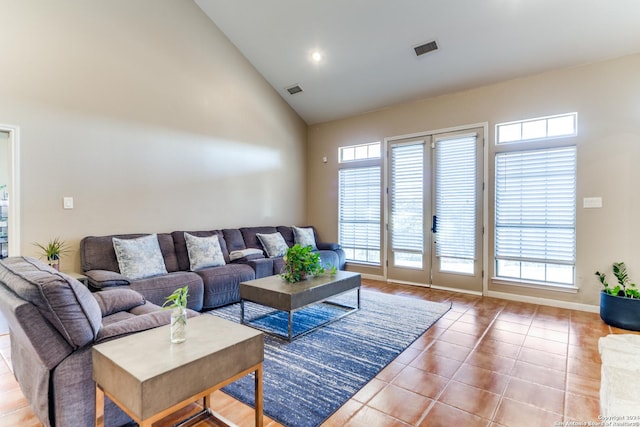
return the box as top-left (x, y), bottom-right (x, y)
top-left (195, 0), bottom-right (640, 125)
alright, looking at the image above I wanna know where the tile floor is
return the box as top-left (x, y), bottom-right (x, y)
top-left (0, 279), bottom-right (633, 427)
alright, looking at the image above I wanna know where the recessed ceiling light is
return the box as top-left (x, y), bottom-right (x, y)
top-left (311, 51), bottom-right (323, 63)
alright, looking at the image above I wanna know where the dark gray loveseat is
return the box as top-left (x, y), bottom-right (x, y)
top-left (0, 256), bottom-right (197, 427)
top-left (80, 225), bottom-right (345, 312)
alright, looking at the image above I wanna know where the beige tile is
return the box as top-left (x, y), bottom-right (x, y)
top-left (367, 384), bottom-right (432, 425)
top-left (420, 402), bottom-right (490, 427)
top-left (438, 380), bottom-right (500, 420)
top-left (494, 398), bottom-right (562, 427)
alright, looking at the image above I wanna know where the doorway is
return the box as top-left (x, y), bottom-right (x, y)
top-left (0, 125), bottom-right (20, 258)
top-left (386, 126), bottom-right (484, 293)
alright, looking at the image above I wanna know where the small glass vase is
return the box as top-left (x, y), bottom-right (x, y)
top-left (170, 307), bottom-right (187, 343)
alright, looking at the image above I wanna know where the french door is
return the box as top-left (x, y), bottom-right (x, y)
top-left (387, 128), bottom-right (484, 292)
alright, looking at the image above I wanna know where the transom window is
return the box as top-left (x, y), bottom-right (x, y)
top-left (496, 112), bottom-right (577, 144)
top-left (339, 142), bottom-right (381, 163)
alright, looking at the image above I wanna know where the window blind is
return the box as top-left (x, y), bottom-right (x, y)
top-left (434, 135), bottom-right (477, 260)
top-left (495, 146), bottom-right (576, 264)
top-left (338, 166), bottom-right (381, 263)
top-left (390, 142), bottom-right (424, 254)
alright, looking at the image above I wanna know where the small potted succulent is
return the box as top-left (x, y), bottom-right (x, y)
top-left (595, 261), bottom-right (640, 331)
top-left (281, 244), bottom-right (325, 283)
top-left (163, 286), bottom-right (189, 343)
top-left (33, 237), bottom-right (70, 271)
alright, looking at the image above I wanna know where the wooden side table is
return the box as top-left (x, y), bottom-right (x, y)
top-left (92, 315), bottom-right (264, 427)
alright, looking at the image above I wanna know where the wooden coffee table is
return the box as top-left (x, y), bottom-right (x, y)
top-left (240, 270), bottom-right (361, 341)
top-left (92, 315), bottom-right (264, 427)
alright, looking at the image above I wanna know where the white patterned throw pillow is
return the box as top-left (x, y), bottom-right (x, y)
top-left (292, 226), bottom-right (317, 250)
top-left (184, 232), bottom-right (226, 271)
top-left (256, 232), bottom-right (289, 258)
top-left (112, 234), bottom-right (168, 280)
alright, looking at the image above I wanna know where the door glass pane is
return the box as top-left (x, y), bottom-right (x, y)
top-left (440, 257), bottom-right (474, 274)
top-left (390, 142), bottom-right (424, 268)
top-left (434, 135), bottom-right (477, 273)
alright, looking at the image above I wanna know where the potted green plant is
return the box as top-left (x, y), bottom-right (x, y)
top-left (281, 244), bottom-right (325, 283)
top-left (162, 286), bottom-right (189, 343)
top-left (33, 237), bottom-right (70, 271)
top-left (595, 261), bottom-right (640, 331)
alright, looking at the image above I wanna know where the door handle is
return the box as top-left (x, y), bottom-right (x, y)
top-left (431, 215), bottom-right (437, 233)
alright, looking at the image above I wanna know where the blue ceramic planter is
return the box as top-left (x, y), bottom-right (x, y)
top-left (600, 291), bottom-right (640, 331)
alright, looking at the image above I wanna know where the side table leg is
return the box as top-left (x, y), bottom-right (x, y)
top-left (255, 363), bottom-right (263, 427)
top-left (95, 385), bottom-right (104, 427)
top-left (241, 299), bottom-right (245, 324)
top-left (288, 311), bottom-right (293, 341)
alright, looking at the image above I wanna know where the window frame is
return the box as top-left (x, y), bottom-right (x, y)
top-left (338, 142), bottom-right (382, 266)
top-left (493, 114), bottom-right (578, 291)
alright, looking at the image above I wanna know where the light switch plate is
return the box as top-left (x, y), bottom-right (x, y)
top-left (63, 197), bottom-right (74, 209)
top-left (583, 197), bottom-right (602, 208)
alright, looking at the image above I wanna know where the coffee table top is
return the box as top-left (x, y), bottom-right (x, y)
top-left (92, 315), bottom-right (263, 420)
top-left (240, 270), bottom-right (361, 311)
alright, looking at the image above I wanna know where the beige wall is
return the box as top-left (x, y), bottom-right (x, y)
top-left (307, 53), bottom-right (640, 306)
top-left (0, 1), bottom-right (307, 272)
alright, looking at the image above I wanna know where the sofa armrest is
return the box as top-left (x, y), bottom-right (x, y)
top-left (95, 307), bottom-right (199, 342)
top-left (248, 258), bottom-right (274, 279)
top-left (93, 288), bottom-right (146, 317)
top-left (317, 242), bottom-right (340, 251)
top-left (85, 269), bottom-right (130, 290)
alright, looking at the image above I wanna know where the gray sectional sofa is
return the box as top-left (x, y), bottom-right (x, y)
top-left (0, 256), bottom-right (198, 427)
top-left (80, 225), bottom-right (345, 311)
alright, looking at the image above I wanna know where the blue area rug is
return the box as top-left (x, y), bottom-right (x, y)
top-left (209, 289), bottom-right (450, 427)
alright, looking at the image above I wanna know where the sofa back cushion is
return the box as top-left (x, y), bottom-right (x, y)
top-left (276, 226), bottom-right (295, 247)
top-left (0, 257), bottom-right (102, 349)
top-left (240, 226), bottom-right (279, 250)
top-left (171, 230), bottom-right (230, 271)
top-left (81, 233), bottom-right (180, 273)
top-left (222, 229), bottom-right (247, 252)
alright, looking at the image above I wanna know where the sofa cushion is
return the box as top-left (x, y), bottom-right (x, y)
top-left (240, 226), bottom-right (279, 250)
top-left (256, 232), bottom-right (289, 258)
top-left (0, 257), bottom-right (102, 349)
top-left (184, 232), bottom-right (226, 271)
top-left (229, 248), bottom-right (264, 262)
top-left (93, 288), bottom-right (146, 317)
top-left (293, 226), bottom-right (318, 250)
top-left (128, 271), bottom-right (205, 312)
top-left (194, 264), bottom-right (255, 309)
top-left (84, 269), bottom-right (130, 289)
top-left (222, 229), bottom-right (247, 252)
top-left (81, 233), bottom-right (180, 273)
top-left (112, 234), bottom-right (168, 280)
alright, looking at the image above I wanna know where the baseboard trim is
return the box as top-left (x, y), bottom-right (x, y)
top-left (431, 284), bottom-right (483, 296)
top-left (360, 273), bottom-right (386, 281)
top-left (487, 290), bottom-right (599, 313)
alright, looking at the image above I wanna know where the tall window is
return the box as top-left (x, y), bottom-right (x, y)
top-left (338, 142), bottom-right (381, 264)
top-left (494, 113), bottom-right (577, 287)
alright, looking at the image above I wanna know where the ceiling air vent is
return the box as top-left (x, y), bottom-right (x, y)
top-left (286, 84), bottom-right (303, 95)
top-left (414, 40), bottom-right (438, 57)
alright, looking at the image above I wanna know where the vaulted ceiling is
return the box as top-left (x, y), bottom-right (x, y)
top-left (195, 0), bottom-right (640, 125)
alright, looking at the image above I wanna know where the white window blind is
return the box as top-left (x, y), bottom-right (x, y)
top-left (495, 146), bottom-right (576, 284)
top-left (435, 135), bottom-right (477, 260)
top-left (338, 166), bottom-right (381, 264)
top-left (390, 143), bottom-right (424, 257)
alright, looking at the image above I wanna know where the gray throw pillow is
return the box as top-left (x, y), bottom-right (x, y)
top-left (184, 232), bottom-right (226, 271)
top-left (256, 232), bottom-right (289, 258)
top-left (293, 226), bottom-right (317, 250)
top-left (112, 234), bottom-right (168, 280)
